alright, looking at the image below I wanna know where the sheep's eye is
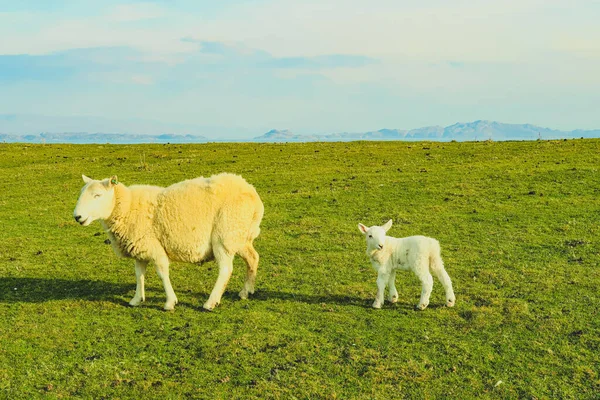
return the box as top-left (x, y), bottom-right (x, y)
top-left (368, 235), bottom-right (372, 238)
top-left (93, 194), bottom-right (101, 199)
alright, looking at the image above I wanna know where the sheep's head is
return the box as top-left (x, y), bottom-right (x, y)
top-left (73, 175), bottom-right (118, 226)
top-left (358, 219), bottom-right (393, 251)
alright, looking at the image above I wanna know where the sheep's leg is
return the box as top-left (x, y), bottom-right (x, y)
top-left (430, 255), bottom-right (455, 307)
top-left (373, 271), bottom-right (389, 309)
top-left (154, 255), bottom-right (178, 311)
top-left (129, 259), bottom-right (148, 306)
top-left (387, 270), bottom-right (398, 303)
top-left (414, 266), bottom-right (433, 310)
top-left (204, 247), bottom-right (234, 311)
top-left (238, 242), bottom-right (259, 300)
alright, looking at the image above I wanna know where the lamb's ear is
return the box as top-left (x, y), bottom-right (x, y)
top-left (108, 175), bottom-right (119, 187)
top-left (82, 174), bottom-right (92, 184)
top-left (382, 219), bottom-right (393, 232)
top-left (358, 223), bottom-right (369, 234)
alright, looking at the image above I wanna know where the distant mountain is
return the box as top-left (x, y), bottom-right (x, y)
top-left (254, 129), bottom-right (315, 142)
top-left (441, 121), bottom-right (557, 141)
top-left (0, 132), bottom-right (209, 144)
top-left (253, 128), bottom-right (411, 142)
top-left (254, 121), bottom-right (600, 142)
top-left (1, 117), bottom-right (599, 144)
top-left (0, 113), bottom-right (254, 140)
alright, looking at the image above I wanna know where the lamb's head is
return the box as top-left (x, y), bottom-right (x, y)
top-left (73, 175), bottom-right (118, 226)
top-left (358, 219), bottom-right (393, 251)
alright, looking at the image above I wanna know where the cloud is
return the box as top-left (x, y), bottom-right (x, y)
top-left (0, 54), bottom-right (75, 82)
top-left (0, 46), bottom-right (170, 87)
top-left (447, 61), bottom-right (465, 69)
top-left (1, 41), bottom-right (374, 89)
top-left (180, 39), bottom-right (377, 70)
top-left (1, 0), bottom-right (599, 133)
top-left (3, 0), bottom-right (600, 65)
top-left (0, 6), bottom-right (195, 56)
top-left (107, 3), bottom-right (166, 22)
top-left (130, 74), bottom-right (154, 85)
top-left (265, 54), bottom-right (376, 69)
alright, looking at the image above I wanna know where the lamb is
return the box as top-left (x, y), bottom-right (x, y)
top-left (358, 220), bottom-right (455, 310)
top-left (73, 173), bottom-right (264, 311)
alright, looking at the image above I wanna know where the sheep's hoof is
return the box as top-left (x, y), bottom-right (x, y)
top-left (129, 297), bottom-right (143, 307)
top-left (239, 289), bottom-right (248, 300)
top-left (164, 298), bottom-right (177, 311)
top-left (388, 295), bottom-right (398, 304)
top-left (372, 301), bottom-right (382, 309)
top-left (203, 301), bottom-right (218, 311)
top-left (416, 303), bottom-right (428, 311)
top-left (446, 299), bottom-right (456, 307)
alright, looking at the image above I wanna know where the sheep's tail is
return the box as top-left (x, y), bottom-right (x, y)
top-left (248, 198), bottom-right (264, 241)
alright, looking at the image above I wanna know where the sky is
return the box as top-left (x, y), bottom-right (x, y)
top-left (1, 0), bottom-right (599, 138)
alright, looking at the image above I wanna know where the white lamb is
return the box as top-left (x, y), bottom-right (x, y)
top-left (73, 173), bottom-right (264, 311)
top-left (358, 220), bottom-right (455, 310)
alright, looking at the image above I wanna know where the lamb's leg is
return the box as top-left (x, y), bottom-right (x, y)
top-left (154, 255), bottom-right (178, 311)
top-left (129, 259), bottom-right (148, 306)
top-left (238, 242), bottom-right (259, 300)
top-left (414, 264), bottom-right (433, 310)
top-left (429, 252), bottom-right (455, 307)
top-left (387, 270), bottom-right (398, 303)
top-left (373, 271), bottom-right (389, 309)
top-left (204, 247), bottom-right (234, 311)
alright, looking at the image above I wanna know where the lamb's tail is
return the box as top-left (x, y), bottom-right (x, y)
top-left (429, 238), bottom-right (456, 306)
top-left (428, 239), bottom-right (444, 273)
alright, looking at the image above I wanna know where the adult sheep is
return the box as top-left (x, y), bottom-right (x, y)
top-left (73, 173), bottom-right (264, 311)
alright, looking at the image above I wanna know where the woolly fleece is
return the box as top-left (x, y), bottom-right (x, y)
top-left (74, 173), bottom-right (264, 311)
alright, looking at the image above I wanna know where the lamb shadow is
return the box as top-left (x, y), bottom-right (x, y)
top-left (225, 290), bottom-right (444, 311)
top-left (0, 277), bottom-right (132, 305)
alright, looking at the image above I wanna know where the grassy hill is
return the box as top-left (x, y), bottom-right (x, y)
top-left (0, 139), bottom-right (598, 399)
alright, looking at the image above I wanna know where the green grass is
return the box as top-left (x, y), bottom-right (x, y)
top-left (0, 139), bottom-right (599, 399)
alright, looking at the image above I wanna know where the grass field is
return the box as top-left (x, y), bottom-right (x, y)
top-left (0, 139), bottom-right (599, 399)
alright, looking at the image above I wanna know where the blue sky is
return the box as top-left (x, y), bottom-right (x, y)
top-left (1, 0), bottom-right (599, 137)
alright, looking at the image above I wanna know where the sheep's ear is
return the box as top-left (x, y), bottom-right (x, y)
top-left (382, 219), bottom-right (393, 232)
top-left (108, 175), bottom-right (119, 187)
top-left (82, 174), bottom-right (92, 184)
top-left (358, 223), bottom-right (369, 234)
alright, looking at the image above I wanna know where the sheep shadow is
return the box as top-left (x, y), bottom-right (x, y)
top-left (0, 277), bottom-right (445, 312)
top-left (219, 289), bottom-right (395, 309)
top-left (0, 277), bottom-right (132, 305)
top-left (246, 290), bottom-right (366, 306)
top-left (0, 277), bottom-right (210, 310)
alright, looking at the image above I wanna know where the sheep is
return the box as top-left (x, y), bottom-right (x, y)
top-left (358, 220), bottom-right (455, 310)
top-left (73, 173), bottom-right (264, 311)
